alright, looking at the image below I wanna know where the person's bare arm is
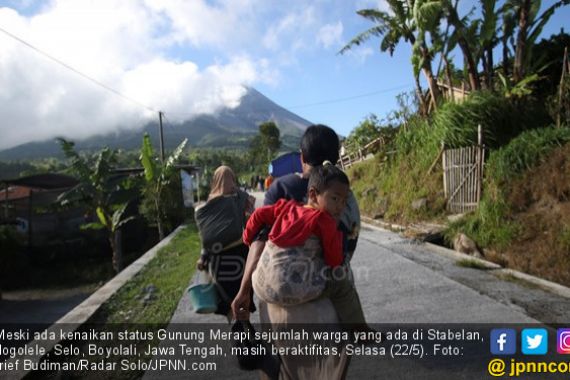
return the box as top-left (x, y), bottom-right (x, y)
top-left (231, 239), bottom-right (265, 320)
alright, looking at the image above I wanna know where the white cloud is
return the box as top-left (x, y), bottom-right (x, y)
top-left (143, 0), bottom-right (259, 49)
top-left (262, 7), bottom-right (316, 51)
top-left (317, 21), bottom-right (343, 49)
top-left (343, 46), bottom-right (374, 64)
top-left (0, 0), bottom-right (362, 150)
top-left (0, 0), bottom-right (272, 150)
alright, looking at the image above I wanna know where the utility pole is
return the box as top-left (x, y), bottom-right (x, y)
top-left (159, 111), bottom-right (165, 162)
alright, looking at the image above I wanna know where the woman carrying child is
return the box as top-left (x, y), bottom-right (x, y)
top-left (195, 165), bottom-right (256, 318)
top-left (232, 125), bottom-right (364, 379)
top-left (243, 162), bottom-right (366, 328)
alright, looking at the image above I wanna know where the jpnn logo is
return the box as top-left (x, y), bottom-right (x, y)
top-left (490, 329), bottom-right (516, 355)
top-left (522, 329), bottom-right (548, 355)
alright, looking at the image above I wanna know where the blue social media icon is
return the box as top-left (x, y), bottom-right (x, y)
top-left (522, 329), bottom-right (548, 355)
top-left (491, 329), bottom-right (516, 355)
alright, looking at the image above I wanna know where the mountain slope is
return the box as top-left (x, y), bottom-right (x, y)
top-left (0, 87), bottom-right (311, 160)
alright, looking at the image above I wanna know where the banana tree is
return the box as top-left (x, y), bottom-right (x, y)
top-left (139, 133), bottom-right (187, 240)
top-left (340, 0), bottom-right (434, 114)
top-left (503, 0), bottom-right (570, 82)
top-left (57, 139), bottom-right (135, 272)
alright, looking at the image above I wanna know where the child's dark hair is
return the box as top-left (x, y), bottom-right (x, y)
top-left (301, 125), bottom-right (340, 166)
top-left (308, 161), bottom-right (349, 193)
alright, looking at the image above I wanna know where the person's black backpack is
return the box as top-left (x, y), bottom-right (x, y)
top-left (195, 191), bottom-right (248, 253)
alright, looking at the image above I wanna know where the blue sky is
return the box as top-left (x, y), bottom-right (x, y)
top-left (0, 0), bottom-right (568, 150)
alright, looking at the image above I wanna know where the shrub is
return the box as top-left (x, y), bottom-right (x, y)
top-left (486, 127), bottom-right (570, 184)
top-left (432, 92), bottom-right (550, 149)
top-left (445, 126), bottom-right (570, 250)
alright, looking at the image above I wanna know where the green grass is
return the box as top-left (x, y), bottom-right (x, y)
top-left (559, 225), bottom-right (570, 252)
top-left (486, 127), bottom-right (570, 184)
top-left (445, 128), bottom-right (570, 251)
top-left (348, 91), bottom-right (543, 223)
top-left (455, 259), bottom-right (491, 270)
top-left (97, 224), bottom-right (201, 324)
top-left (350, 91), bottom-right (567, 251)
top-left (430, 92), bottom-right (547, 149)
top-left (497, 273), bottom-right (542, 290)
top-left (444, 197), bottom-right (521, 250)
top-left (34, 224), bottom-right (202, 380)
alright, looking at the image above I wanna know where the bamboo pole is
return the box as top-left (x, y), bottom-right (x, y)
top-left (442, 142), bottom-right (447, 199)
top-left (477, 124), bottom-right (483, 204)
top-left (451, 149), bottom-right (454, 210)
top-left (557, 47), bottom-right (568, 128)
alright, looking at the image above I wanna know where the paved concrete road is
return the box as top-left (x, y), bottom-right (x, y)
top-left (143, 192), bottom-right (570, 379)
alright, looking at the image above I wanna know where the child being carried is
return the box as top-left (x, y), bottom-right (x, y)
top-left (243, 162), bottom-right (367, 329)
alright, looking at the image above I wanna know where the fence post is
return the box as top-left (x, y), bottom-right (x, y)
top-left (442, 141), bottom-right (447, 200)
top-left (476, 124), bottom-right (483, 205)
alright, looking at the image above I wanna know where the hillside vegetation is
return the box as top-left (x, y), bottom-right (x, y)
top-left (347, 93), bottom-right (570, 285)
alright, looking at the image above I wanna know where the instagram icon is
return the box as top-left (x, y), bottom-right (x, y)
top-left (557, 329), bottom-right (570, 354)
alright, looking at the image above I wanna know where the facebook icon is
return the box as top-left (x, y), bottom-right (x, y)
top-left (491, 329), bottom-right (516, 355)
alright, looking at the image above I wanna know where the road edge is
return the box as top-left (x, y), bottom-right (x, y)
top-left (361, 220), bottom-right (570, 300)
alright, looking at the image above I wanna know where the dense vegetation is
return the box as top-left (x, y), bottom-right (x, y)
top-left (1, 1), bottom-right (569, 289)
top-left (342, 0), bottom-right (570, 284)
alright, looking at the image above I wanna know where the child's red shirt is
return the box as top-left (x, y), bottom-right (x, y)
top-left (243, 199), bottom-right (343, 267)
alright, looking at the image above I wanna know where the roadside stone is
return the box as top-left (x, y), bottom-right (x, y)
top-left (143, 285), bottom-right (157, 294)
top-left (142, 293), bottom-right (156, 306)
top-left (140, 284), bottom-right (158, 305)
top-left (447, 213), bottom-right (466, 223)
top-left (453, 233), bottom-right (483, 258)
top-left (411, 198), bottom-right (427, 210)
top-left (373, 197), bottom-right (389, 218)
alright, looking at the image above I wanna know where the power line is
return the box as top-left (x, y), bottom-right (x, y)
top-left (0, 26), bottom-right (157, 113)
top-left (287, 83), bottom-right (413, 109)
top-left (0, 24), bottom-right (415, 116)
top-left (163, 83), bottom-right (415, 118)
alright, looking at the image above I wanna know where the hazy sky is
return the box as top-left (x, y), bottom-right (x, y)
top-left (0, 0), bottom-right (568, 151)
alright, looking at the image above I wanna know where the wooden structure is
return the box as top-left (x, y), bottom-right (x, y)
top-left (339, 136), bottom-right (384, 169)
top-left (436, 81), bottom-right (469, 103)
top-left (442, 125), bottom-right (485, 213)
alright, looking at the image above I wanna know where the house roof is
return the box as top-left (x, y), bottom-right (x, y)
top-left (0, 186), bottom-right (32, 201)
top-left (1, 173), bottom-right (78, 189)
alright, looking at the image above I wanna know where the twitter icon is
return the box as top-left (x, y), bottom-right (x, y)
top-left (522, 329), bottom-right (548, 355)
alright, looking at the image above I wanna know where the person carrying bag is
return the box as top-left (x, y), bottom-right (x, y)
top-left (192, 166), bottom-right (256, 318)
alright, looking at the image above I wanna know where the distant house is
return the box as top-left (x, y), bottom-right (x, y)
top-left (0, 173), bottom-right (81, 246)
top-left (268, 152), bottom-right (302, 177)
